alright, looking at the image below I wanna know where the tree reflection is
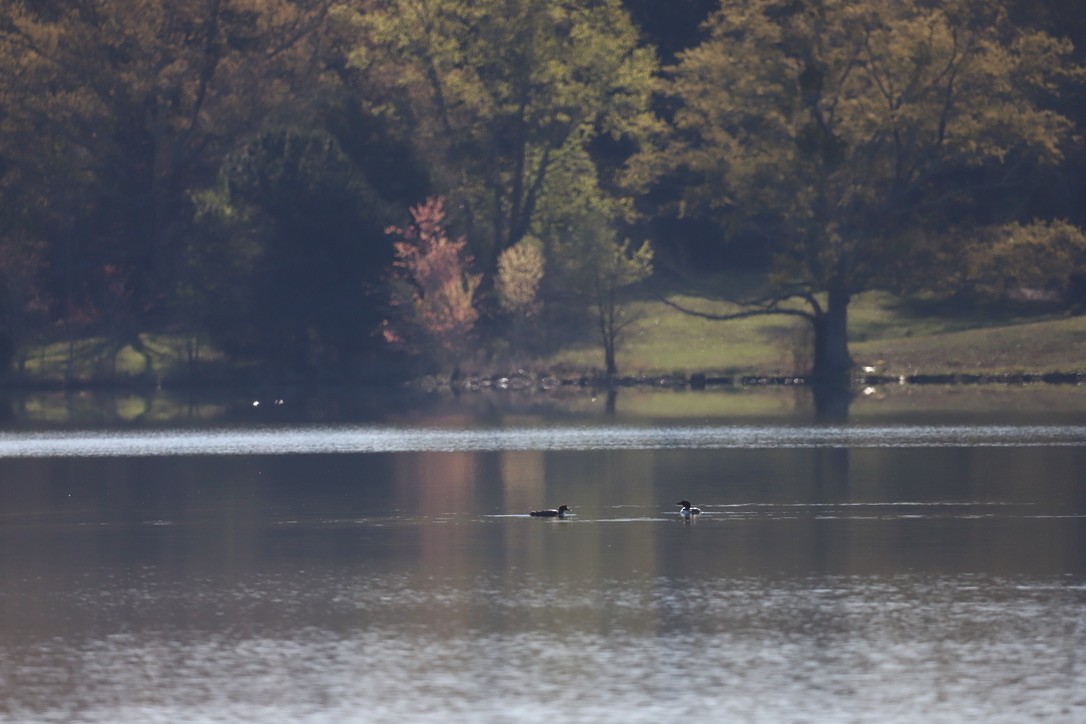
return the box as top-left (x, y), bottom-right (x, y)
top-left (811, 383), bottom-right (854, 421)
top-left (605, 388), bottom-right (618, 415)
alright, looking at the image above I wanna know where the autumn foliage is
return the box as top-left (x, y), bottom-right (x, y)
top-left (384, 197), bottom-right (482, 367)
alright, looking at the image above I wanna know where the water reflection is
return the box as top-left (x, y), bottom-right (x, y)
top-left (5, 382), bottom-right (1086, 429)
top-left (1, 568), bottom-right (1083, 722)
top-left (1, 416), bottom-right (1085, 721)
top-left (811, 382), bottom-right (855, 420)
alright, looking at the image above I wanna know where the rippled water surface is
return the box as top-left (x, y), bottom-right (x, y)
top-left (1, 405), bottom-right (1085, 722)
top-left (4, 422), bottom-right (1086, 457)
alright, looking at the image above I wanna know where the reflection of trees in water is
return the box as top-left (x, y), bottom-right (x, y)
top-left (811, 384), bottom-right (853, 422)
top-left (808, 446), bottom-right (852, 575)
top-left (501, 450), bottom-right (547, 516)
top-left (41, 382), bottom-right (1086, 428)
top-left (812, 447), bottom-right (851, 504)
top-left (606, 382), bottom-right (854, 421)
top-left (394, 450), bottom-right (480, 581)
top-left (5, 386), bottom-right (454, 426)
top-left (497, 445), bottom-right (663, 634)
top-left (605, 388), bottom-right (618, 415)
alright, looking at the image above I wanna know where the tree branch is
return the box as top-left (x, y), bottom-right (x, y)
top-left (652, 285), bottom-right (821, 324)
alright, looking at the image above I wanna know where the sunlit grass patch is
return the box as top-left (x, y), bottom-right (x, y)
top-left (853, 314), bottom-right (1086, 375)
top-left (538, 279), bottom-right (1084, 378)
top-left (15, 332), bottom-right (224, 383)
top-left (545, 285), bottom-right (808, 375)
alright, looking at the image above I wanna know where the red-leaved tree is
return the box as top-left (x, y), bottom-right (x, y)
top-left (384, 197), bottom-right (481, 370)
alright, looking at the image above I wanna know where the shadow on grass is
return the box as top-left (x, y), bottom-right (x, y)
top-left (637, 267), bottom-right (774, 303)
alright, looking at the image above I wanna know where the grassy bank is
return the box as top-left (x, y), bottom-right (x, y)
top-left (10, 333), bottom-right (228, 386)
top-left (547, 285), bottom-right (1086, 378)
top-left (5, 282), bottom-right (1084, 387)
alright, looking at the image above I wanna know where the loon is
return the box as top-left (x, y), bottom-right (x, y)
top-left (530, 505), bottom-right (570, 518)
top-left (677, 500), bottom-right (702, 516)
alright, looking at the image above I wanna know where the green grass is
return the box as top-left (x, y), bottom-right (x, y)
top-left (6, 274), bottom-right (1084, 385)
top-left (542, 278), bottom-right (1085, 377)
top-left (547, 271), bottom-right (807, 375)
top-left (17, 332), bottom-right (220, 383)
top-left (854, 314), bottom-right (1086, 376)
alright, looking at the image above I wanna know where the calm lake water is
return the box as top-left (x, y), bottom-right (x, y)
top-left (0, 387), bottom-right (1084, 722)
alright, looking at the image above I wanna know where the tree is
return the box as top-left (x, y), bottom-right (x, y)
top-left (350, 0), bottom-right (658, 270)
top-left (963, 220), bottom-right (1086, 301)
top-left (0, 234), bottom-right (49, 377)
top-left (588, 235), bottom-right (654, 379)
top-left (554, 212), bottom-right (653, 377)
top-left (208, 128), bottom-right (392, 378)
top-left (384, 197), bottom-right (482, 371)
top-left (629, 0), bottom-right (1082, 382)
top-left (0, 0), bottom-right (339, 326)
top-left (496, 236), bottom-right (545, 359)
top-left (497, 237), bottom-right (545, 319)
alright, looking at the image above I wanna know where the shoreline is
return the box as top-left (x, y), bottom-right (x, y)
top-left (411, 370), bottom-right (1086, 393)
top-left (2, 370), bottom-right (1085, 395)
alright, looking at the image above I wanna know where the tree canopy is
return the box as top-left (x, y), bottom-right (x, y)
top-left (0, 0), bottom-right (1084, 383)
top-left (350, 0), bottom-right (659, 269)
top-left (629, 0), bottom-right (1083, 379)
top-left (0, 0), bottom-right (340, 309)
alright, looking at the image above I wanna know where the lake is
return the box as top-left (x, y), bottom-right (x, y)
top-left (0, 386), bottom-right (1084, 722)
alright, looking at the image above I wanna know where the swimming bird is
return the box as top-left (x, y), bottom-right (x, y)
top-left (530, 505), bottom-right (570, 518)
top-left (677, 500), bottom-right (701, 517)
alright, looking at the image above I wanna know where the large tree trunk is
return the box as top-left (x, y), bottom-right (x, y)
top-left (811, 288), bottom-right (853, 384)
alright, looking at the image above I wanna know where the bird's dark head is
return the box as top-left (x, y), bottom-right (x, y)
top-left (558, 505), bottom-right (570, 513)
top-left (678, 500), bottom-right (692, 507)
